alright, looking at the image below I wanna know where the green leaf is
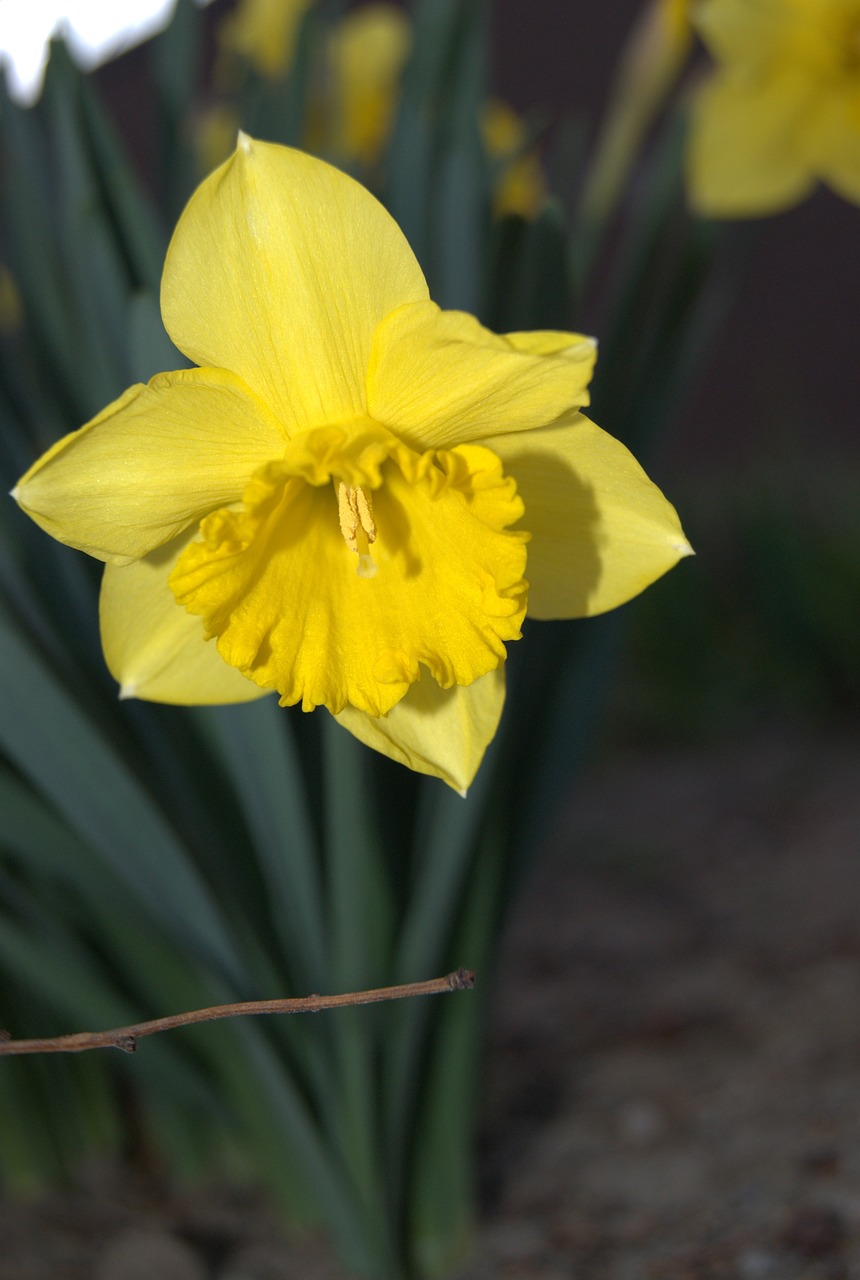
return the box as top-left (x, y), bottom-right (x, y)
top-left (488, 201), bottom-right (569, 333)
top-left (150, 0), bottom-right (204, 221)
top-left (229, 1017), bottom-right (385, 1269)
top-left (387, 0), bottom-right (488, 287)
top-left (76, 66), bottom-right (165, 291)
top-left (205, 702), bottom-right (328, 992)
top-left (0, 601), bottom-right (248, 990)
top-left (406, 824), bottom-right (500, 1279)
top-left (40, 42), bottom-right (133, 405)
top-left (379, 763), bottom-right (491, 1228)
top-left (0, 73), bottom-right (86, 412)
top-left (318, 720), bottom-right (397, 1268)
top-left (239, 8), bottom-right (322, 148)
top-left (127, 290), bottom-right (190, 384)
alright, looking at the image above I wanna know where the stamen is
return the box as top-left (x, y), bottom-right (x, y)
top-left (337, 482), bottom-right (378, 577)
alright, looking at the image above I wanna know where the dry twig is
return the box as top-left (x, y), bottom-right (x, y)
top-left (0, 968), bottom-right (476, 1057)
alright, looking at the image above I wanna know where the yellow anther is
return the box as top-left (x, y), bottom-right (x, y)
top-left (337, 482), bottom-right (378, 577)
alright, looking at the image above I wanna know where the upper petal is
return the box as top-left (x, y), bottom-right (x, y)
top-left (367, 300), bottom-right (597, 450)
top-left (484, 413), bottom-right (692, 619)
top-left (161, 136), bottom-right (430, 434)
top-left (13, 367), bottom-right (286, 564)
top-left (334, 667), bottom-right (506, 793)
top-left (100, 531), bottom-right (270, 705)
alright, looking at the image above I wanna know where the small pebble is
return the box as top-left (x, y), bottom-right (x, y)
top-left (483, 1217), bottom-right (545, 1262)
top-left (737, 1247), bottom-right (778, 1277)
top-left (618, 1100), bottom-right (664, 1143)
top-left (95, 1227), bottom-right (206, 1280)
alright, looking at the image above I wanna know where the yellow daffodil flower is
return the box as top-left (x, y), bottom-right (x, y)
top-left (218, 0), bottom-right (312, 81)
top-left (688, 0), bottom-right (860, 216)
top-left (193, 102), bottom-right (242, 178)
top-left (327, 3), bottom-right (411, 167)
top-left (0, 263), bottom-right (23, 335)
top-left (213, 0), bottom-right (408, 170)
top-left (14, 138), bottom-right (690, 790)
top-left (481, 100), bottom-right (548, 220)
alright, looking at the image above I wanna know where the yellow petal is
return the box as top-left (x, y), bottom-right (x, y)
top-left (13, 367), bottom-right (285, 565)
top-left (161, 136), bottom-right (429, 434)
top-left (169, 424), bottom-right (528, 717)
top-left (811, 89), bottom-right (860, 204)
top-left (504, 330), bottom-right (595, 357)
top-left (334, 667), bottom-right (506, 793)
top-left (483, 413), bottom-right (692, 619)
top-left (100, 530), bottom-right (269, 704)
top-left (692, 0), bottom-right (791, 63)
top-left (687, 72), bottom-right (817, 216)
top-left (367, 300), bottom-right (596, 450)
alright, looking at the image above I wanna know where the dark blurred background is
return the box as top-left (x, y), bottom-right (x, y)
top-left (494, 0), bottom-right (860, 470)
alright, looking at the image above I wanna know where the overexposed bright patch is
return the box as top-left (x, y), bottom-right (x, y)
top-left (0, 0), bottom-right (213, 105)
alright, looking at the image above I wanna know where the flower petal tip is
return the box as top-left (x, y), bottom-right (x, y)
top-left (236, 130), bottom-right (254, 154)
top-left (8, 485), bottom-right (20, 502)
top-left (118, 682), bottom-right (138, 701)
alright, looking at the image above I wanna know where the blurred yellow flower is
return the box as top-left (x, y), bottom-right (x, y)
top-left (481, 100), bottom-right (547, 220)
top-left (213, 0), bottom-right (409, 169)
top-left (212, 0), bottom-right (551, 212)
top-left (14, 139), bottom-right (690, 790)
top-left (663, 0), bottom-right (691, 47)
top-left (327, 4), bottom-right (411, 167)
top-left (688, 0), bottom-right (860, 216)
top-left (194, 102), bottom-right (241, 177)
top-left (218, 0), bottom-right (312, 80)
top-left (0, 263), bottom-right (23, 335)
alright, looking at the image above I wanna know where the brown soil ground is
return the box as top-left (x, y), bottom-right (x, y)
top-left (2, 728), bottom-right (859, 1279)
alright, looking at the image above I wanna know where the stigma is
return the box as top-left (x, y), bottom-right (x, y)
top-left (337, 482), bottom-right (378, 578)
